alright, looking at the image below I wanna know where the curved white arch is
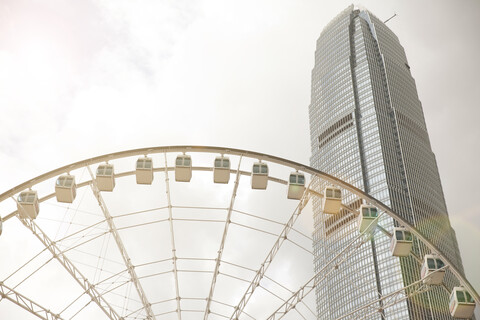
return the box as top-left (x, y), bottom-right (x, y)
top-left (0, 145), bottom-right (478, 312)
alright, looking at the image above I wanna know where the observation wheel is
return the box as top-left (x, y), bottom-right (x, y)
top-left (0, 146), bottom-right (477, 319)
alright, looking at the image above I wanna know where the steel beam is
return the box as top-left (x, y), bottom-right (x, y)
top-left (87, 166), bottom-right (156, 320)
top-left (0, 282), bottom-right (63, 320)
top-left (163, 154), bottom-right (182, 320)
top-left (16, 215), bottom-right (123, 320)
top-left (230, 189), bottom-right (311, 320)
top-left (204, 157), bottom-right (243, 320)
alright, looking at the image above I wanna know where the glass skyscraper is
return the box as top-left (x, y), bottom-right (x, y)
top-left (309, 6), bottom-right (465, 319)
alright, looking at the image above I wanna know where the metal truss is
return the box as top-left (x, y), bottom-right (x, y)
top-left (163, 154), bottom-right (182, 320)
top-left (15, 214), bottom-right (123, 320)
top-left (87, 166), bottom-right (156, 320)
top-left (230, 187), bottom-right (311, 320)
top-left (266, 232), bottom-right (368, 320)
top-left (204, 156), bottom-right (243, 320)
top-left (1, 146), bottom-right (478, 319)
top-left (0, 282), bottom-right (63, 320)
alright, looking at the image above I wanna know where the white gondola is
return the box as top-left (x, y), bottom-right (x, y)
top-left (322, 186), bottom-right (342, 214)
top-left (449, 287), bottom-right (476, 318)
top-left (251, 162), bottom-right (268, 190)
top-left (390, 227), bottom-right (413, 256)
top-left (17, 190), bottom-right (39, 219)
top-left (96, 164), bottom-right (115, 191)
top-left (287, 172), bottom-right (305, 200)
top-left (175, 155), bottom-right (192, 182)
top-left (136, 157), bottom-right (153, 185)
top-left (421, 254), bottom-right (445, 285)
top-left (55, 175), bottom-right (76, 203)
top-left (213, 156), bottom-right (230, 184)
top-left (357, 204), bottom-right (378, 233)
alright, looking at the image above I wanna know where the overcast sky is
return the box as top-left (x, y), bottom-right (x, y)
top-left (0, 0), bottom-right (479, 317)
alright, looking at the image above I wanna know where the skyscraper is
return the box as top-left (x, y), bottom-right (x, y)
top-left (309, 5), bottom-right (465, 319)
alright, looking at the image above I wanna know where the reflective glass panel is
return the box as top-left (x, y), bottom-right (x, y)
top-left (404, 231), bottom-right (412, 241)
top-left (436, 259), bottom-right (445, 269)
top-left (326, 189), bottom-right (333, 197)
top-left (395, 230), bottom-right (403, 240)
top-left (362, 207), bottom-right (369, 217)
top-left (465, 291), bottom-right (474, 303)
top-left (298, 175), bottom-right (305, 184)
top-left (334, 189), bottom-right (341, 198)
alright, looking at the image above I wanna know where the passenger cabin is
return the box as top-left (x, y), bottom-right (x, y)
top-left (55, 175), bottom-right (77, 203)
top-left (357, 205), bottom-right (378, 233)
top-left (213, 156), bottom-right (230, 184)
top-left (17, 190), bottom-right (39, 219)
top-left (96, 164), bottom-right (115, 191)
top-left (251, 162), bottom-right (268, 190)
top-left (287, 172), bottom-right (305, 200)
top-left (322, 187), bottom-right (342, 214)
top-left (421, 254), bottom-right (445, 285)
top-left (175, 155), bottom-right (192, 182)
top-left (449, 287), bottom-right (476, 319)
top-left (136, 157), bottom-right (153, 185)
top-left (390, 227), bottom-right (413, 256)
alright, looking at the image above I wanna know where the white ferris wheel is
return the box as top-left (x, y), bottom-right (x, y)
top-left (0, 146), bottom-right (477, 320)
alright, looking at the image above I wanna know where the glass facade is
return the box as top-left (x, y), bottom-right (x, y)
top-left (309, 6), bottom-right (465, 319)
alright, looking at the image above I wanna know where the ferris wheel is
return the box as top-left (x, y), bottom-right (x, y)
top-left (0, 146), bottom-right (477, 320)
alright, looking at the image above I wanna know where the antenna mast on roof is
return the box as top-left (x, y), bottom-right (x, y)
top-left (384, 13), bottom-right (397, 24)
